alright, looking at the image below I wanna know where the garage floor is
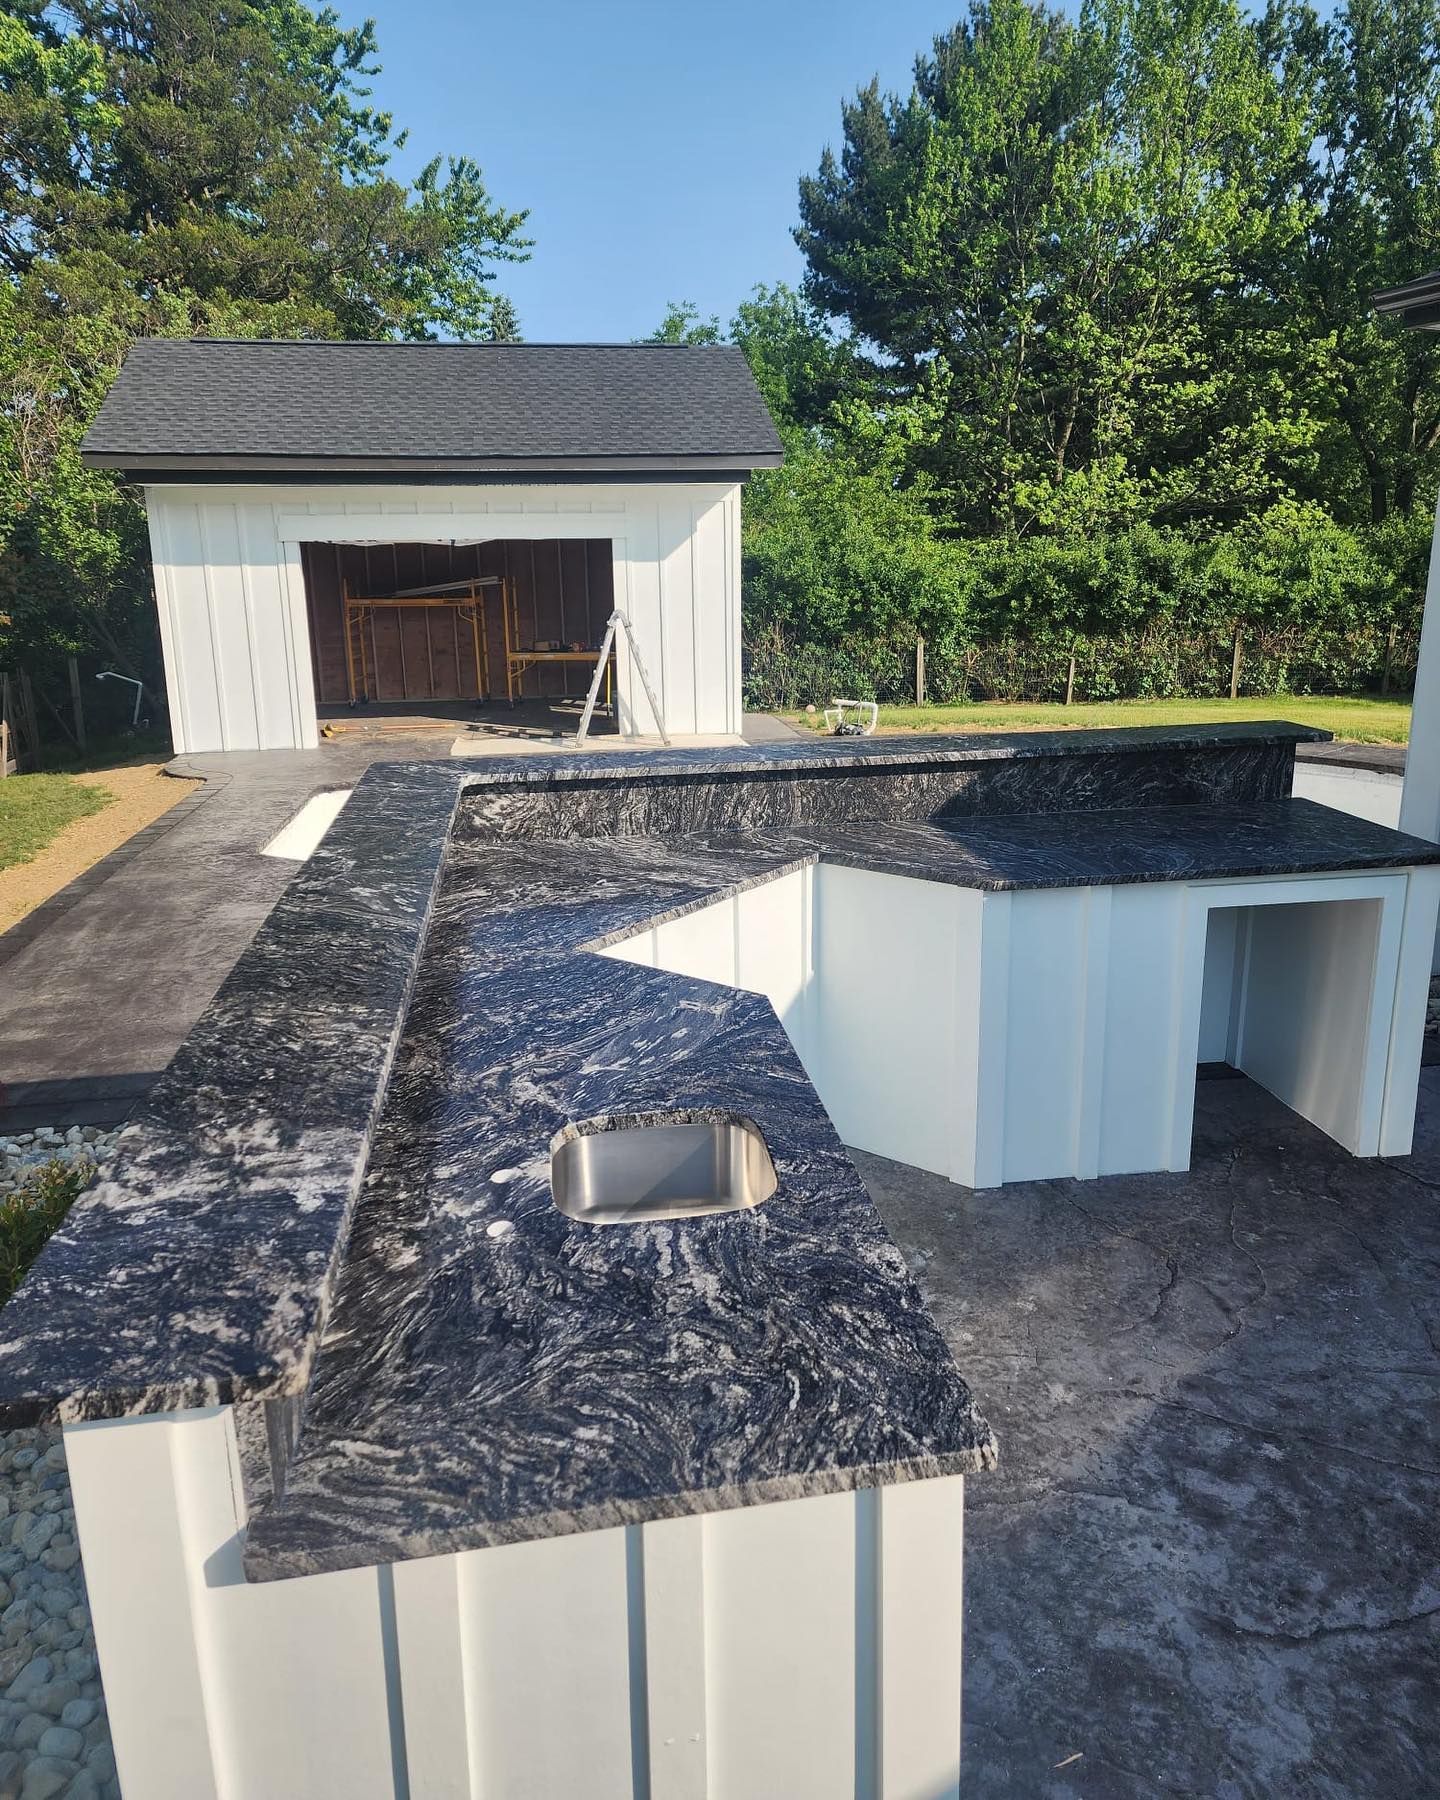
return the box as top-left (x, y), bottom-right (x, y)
top-left (317, 695), bottom-right (621, 741)
top-left (861, 1069), bottom-right (1440, 1799)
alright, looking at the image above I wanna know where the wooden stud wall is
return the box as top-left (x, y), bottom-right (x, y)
top-left (301, 539), bottom-right (614, 705)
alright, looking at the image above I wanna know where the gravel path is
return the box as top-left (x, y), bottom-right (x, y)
top-left (0, 1134), bottom-right (120, 1800)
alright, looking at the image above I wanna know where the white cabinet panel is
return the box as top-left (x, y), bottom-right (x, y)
top-left (69, 1407), bottom-right (967, 1800)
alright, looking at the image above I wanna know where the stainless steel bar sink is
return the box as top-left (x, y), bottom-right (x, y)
top-left (550, 1117), bottom-right (778, 1225)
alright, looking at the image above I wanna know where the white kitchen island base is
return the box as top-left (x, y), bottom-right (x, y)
top-left (64, 1405), bottom-right (967, 1800)
top-left (604, 859), bottom-right (1440, 1187)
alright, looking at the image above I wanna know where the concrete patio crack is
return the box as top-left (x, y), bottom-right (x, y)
top-left (1152, 1396), bottom-right (1440, 1479)
top-left (1197, 1600), bottom-right (1440, 1646)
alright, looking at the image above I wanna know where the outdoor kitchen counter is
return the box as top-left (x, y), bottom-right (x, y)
top-left (244, 874), bottom-right (992, 1578)
top-left (0, 721), bottom-right (1380, 1582)
top-left (0, 722), bottom-right (1323, 1430)
top-left (241, 793), bottom-right (1440, 1578)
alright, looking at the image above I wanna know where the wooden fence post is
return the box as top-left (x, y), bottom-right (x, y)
top-left (1065, 645), bottom-right (1078, 708)
top-left (18, 670), bottom-right (39, 761)
top-left (1229, 627), bottom-right (1243, 701)
top-left (68, 656), bottom-right (86, 751)
top-left (915, 635), bottom-right (926, 707)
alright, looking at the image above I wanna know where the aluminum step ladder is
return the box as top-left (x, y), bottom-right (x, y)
top-left (574, 609), bottom-right (670, 748)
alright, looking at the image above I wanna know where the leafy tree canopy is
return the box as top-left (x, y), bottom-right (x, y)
top-left (794, 0), bottom-right (1440, 536)
top-left (0, 0), bottom-right (530, 689)
top-left (640, 300), bottom-right (723, 345)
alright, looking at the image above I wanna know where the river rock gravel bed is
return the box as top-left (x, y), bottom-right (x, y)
top-left (0, 1429), bottom-right (116, 1800)
top-left (0, 1131), bottom-right (114, 1198)
top-left (0, 1133), bottom-right (121, 1799)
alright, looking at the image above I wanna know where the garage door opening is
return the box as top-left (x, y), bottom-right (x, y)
top-left (301, 538), bottom-right (617, 736)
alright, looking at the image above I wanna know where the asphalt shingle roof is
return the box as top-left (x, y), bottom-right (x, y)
top-left (80, 338), bottom-right (785, 474)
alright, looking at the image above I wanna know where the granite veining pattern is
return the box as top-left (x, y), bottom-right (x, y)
top-left (243, 947), bottom-right (990, 1577)
top-left (454, 725), bottom-right (1314, 841)
top-left (4, 719), bottom-right (1428, 1582)
top-left (764, 800), bottom-right (1440, 892)
top-left (0, 764), bottom-right (461, 1422)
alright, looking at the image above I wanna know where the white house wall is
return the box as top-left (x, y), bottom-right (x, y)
top-left (143, 480), bottom-right (746, 751)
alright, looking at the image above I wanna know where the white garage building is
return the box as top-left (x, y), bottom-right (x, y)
top-left (80, 339), bottom-right (783, 752)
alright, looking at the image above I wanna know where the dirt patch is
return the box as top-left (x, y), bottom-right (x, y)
top-left (0, 763), bottom-right (200, 934)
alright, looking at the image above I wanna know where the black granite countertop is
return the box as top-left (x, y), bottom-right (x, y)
top-left (431, 719), bottom-right (1330, 785)
top-left (2, 722), bottom-right (1429, 1582)
top-left (244, 796), bottom-right (1440, 1578)
top-left (784, 800), bottom-right (1440, 892)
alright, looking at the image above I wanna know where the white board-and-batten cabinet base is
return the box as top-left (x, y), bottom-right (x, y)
top-left (144, 480), bottom-right (744, 752)
top-left (601, 861), bottom-right (1440, 1187)
top-left (64, 1406), bottom-right (965, 1800)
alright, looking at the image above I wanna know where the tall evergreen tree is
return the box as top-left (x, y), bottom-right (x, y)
top-left (1264, 0), bottom-right (1440, 523)
top-left (796, 0), bottom-right (1318, 537)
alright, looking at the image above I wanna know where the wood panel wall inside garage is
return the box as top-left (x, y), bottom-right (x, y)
top-left (300, 539), bottom-right (615, 706)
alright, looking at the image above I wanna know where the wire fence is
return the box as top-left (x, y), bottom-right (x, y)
top-left (742, 623), bottom-right (1419, 712)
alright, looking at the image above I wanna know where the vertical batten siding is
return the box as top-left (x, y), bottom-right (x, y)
top-left (143, 482), bottom-right (744, 750)
top-left (69, 1402), bottom-right (967, 1799)
top-left (144, 492), bottom-right (192, 755)
top-left (157, 499), bottom-right (226, 752)
top-left (196, 504), bottom-right (260, 750)
top-left (602, 861), bottom-right (1440, 1186)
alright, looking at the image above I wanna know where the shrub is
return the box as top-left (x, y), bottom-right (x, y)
top-left (0, 1157), bottom-right (93, 1304)
top-left (741, 501), bottom-right (1432, 708)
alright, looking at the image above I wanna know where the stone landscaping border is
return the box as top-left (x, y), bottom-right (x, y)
top-left (0, 1137), bottom-right (121, 1800)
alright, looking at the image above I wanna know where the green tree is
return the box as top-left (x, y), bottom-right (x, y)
top-left (1263, 0), bottom-right (1440, 523)
top-left (796, 0), bottom-right (1317, 536)
top-left (0, 0), bottom-right (530, 704)
top-left (742, 447), bottom-right (965, 645)
top-left (483, 294), bottom-right (523, 342)
top-left (729, 283), bottom-right (857, 442)
top-left (640, 300), bottom-right (723, 344)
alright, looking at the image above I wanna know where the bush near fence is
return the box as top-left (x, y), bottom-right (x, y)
top-left (740, 503), bottom-right (1432, 712)
top-left (742, 623), bottom-right (1420, 713)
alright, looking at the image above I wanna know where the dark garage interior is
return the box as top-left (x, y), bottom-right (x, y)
top-left (301, 538), bottom-right (616, 715)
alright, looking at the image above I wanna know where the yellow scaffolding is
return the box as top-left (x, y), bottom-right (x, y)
top-left (500, 578), bottom-right (613, 712)
top-left (341, 576), bottom-right (499, 706)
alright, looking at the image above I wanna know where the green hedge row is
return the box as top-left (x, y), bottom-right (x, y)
top-left (740, 458), bottom-right (1435, 675)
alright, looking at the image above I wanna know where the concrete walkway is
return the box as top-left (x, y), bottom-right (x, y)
top-left (0, 716), bottom-right (801, 1130)
top-left (864, 1068), bottom-right (1440, 1799)
top-left (0, 742), bottom-right (452, 1131)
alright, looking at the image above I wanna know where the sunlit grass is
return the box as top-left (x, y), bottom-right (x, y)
top-left (0, 773), bottom-right (111, 871)
top-left (785, 694), bottom-right (1410, 745)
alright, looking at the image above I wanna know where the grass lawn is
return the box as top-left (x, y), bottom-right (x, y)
top-left (0, 771), bottom-right (112, 871)
top-left (787, 694), bottom-right (1410, 744)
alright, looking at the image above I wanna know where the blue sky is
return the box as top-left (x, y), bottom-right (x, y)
top-left (359, 0), bottom-right (968, 342)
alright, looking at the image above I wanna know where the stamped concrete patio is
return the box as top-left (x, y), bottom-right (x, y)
top-left (864, 1064), bottom-right (1440, 1798)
